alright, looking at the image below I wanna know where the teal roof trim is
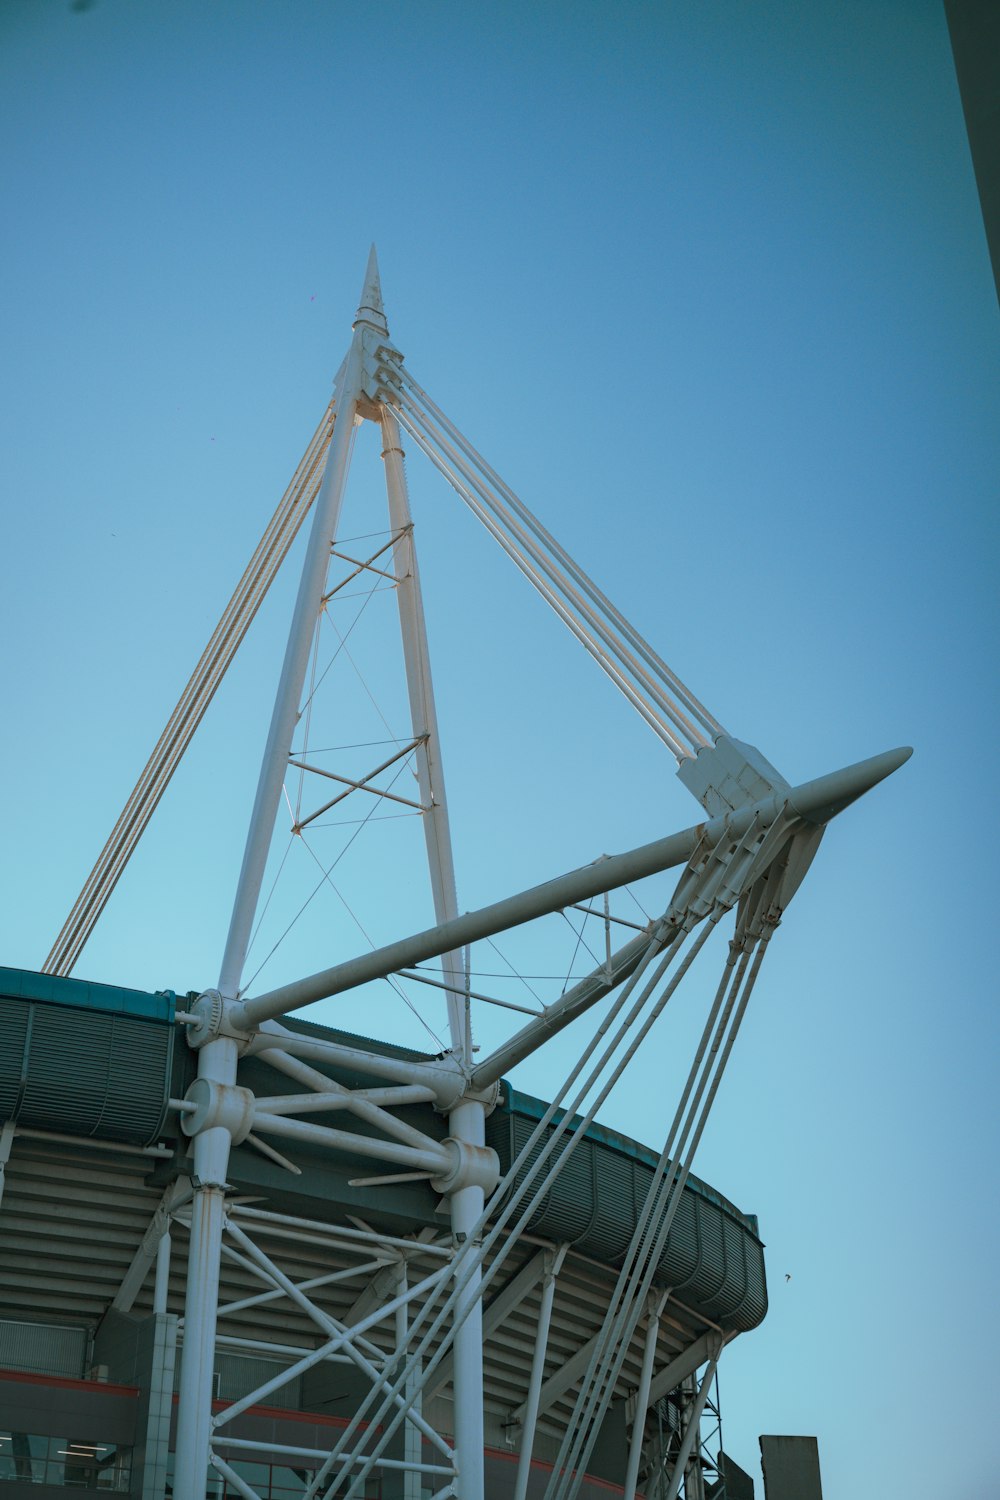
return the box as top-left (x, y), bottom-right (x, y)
top-left (0, 966), bottom-right (174, 1025)
top-left (502, 1084), bottom-right (760, 1239)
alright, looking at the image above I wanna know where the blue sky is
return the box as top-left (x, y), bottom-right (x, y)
top-left (1, 2), bottom-right (997, 1495)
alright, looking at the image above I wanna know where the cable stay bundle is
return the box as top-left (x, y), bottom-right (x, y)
top-left (288, 811), bottom-right (802, 1500)
top-left (390, 369), bottom-right (723, 765)
top-left (43, 401), bottom-right (336, 978)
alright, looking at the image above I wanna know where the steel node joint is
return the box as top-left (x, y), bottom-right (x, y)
top-left (181, 1079), bottom-right (255, 1146)
top-left (185, 989), bottom-right (254, 1051)
top-left (358, 328), bottom-right (405, 417)
top-left (431, 1138), bottom-right (501, 1198)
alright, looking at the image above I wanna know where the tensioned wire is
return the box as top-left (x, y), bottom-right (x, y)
top-left (394, 390), bottom-right (703, 750)
top-left (315, 813), bottom-right (781, 1498)
top-left (553, 936), bottom-right (755, 1455)
top-left (327, 918), bottom-right (722, 1500)
top-left (392, 395), bottom-right (693, 757)
top-left (312, 822), bottom-right (776, 1488)
top-left (312, 894), bottom-right (742, 1500)
top-left (544, 928), bottom-right (773, 1500)
top-left (298, 917), bottom-right (699, 1500)
top-left (582, 934), bottom-right (773, 1500)
top-left (391, 401), bottom-right (690, 761)
top-left (44, 401), bottom-right (336, 977)
top-left (396, 370), bottom-right (723, 745)
top-left (240, 754), bottom-right (448, 1053)
top-left (547, 938), bottom-right (751, 1496)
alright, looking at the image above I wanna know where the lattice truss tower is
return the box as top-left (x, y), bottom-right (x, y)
top-left (39, 251), bottom-right (910, 1500)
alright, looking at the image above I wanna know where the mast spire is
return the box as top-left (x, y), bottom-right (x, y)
top-left (354, 242), bottom-right (388, 335)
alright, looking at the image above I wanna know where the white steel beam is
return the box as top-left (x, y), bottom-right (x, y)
top-left (645, 1329), bottom-right (725, 1410)
top-left (661, 1350), bottom-right (721, 1500)
top-left (396, 1263), bottom-right (423, 1500)
top-left (381, 405), bottom-right (468, 1060)
top-left (233, 745), bottom-right (911, 1030)
top-left (512, 1331), bottom-right (600, 1426)
top-left (152, 1230), bottom-right (171, 1316)
top-left (112, 1177), bottom-right (192, 1314)
top-left (215, 1220), bottom-right (452, 1456)
top-left (0, 1121), bottom-right (15, 1211)
top-left (448, 1096), bottom-right (487, 1500)
top-left (176, 253), bottom-right (372, 1500)
top-left (512, 1246), bottom-right (567, 1500)
top-left (428, 1245), bottom-right (550, 1398)
top-left (623, 1293), bottom-right (668, 1500)
top-left (218, 338), bottom-right (363, 999)
top-left (248, 1022), bottom-right (466, 1108)
top-left (255, 1046), bottom-right (445, 1150)
top-left (172, 1035), bottom-right (239, 1499)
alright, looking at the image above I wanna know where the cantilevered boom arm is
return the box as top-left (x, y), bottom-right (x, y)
top-left (224, 745), bottom-right (910, 1034)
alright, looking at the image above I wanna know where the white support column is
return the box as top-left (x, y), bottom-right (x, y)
top-left (174, 283), bottom-right (367, 1500)
top-left (153, 1229), bottom-right (171, 1316)
top-left (380, 406), bottom-right (467, 1059)
top-left (448, 1096), bottom-right (487, 1500)
top-left (512, 1245), bottom-right (566, 1500)
top-left (622, 1293), bottom-right (667, 1500)
top-left (0, 1121), bottom-right (15, 1210)
top-left (218, 333), bottom-right (363, 999)
top-left (396, 1264), bottom-right (423, 1500)
top-left (172, 1035), bottom-right (239, 1500)
top-left (661, 1351), bottom-right (720, 1500)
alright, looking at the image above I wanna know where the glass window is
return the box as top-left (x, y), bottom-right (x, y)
top-left (0, 1432), bottom-right (131, 1490)
top-left (162, 1453), bottom-right (383, 1498)
top-left (270, 1465), bottom-right (311, 1496)
top-left (0, 1430), bottom-right (46, 1483)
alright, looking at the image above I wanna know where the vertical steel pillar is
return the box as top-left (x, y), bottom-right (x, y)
top-left (172, 1036), bottom-right (239, 1499)
top-left (448, 1096), bottom-right (487, 1500)
top-left (380, 406), bottom-right (468, 1060)
top-left (512, 1247), bottom-right (565, 1500)
top-left (153, 1228), bottom-right (171, 1315)
top-left (623, 1294), bottom-right (665, 1500)
top-left (218, 336), bottom-right (363, 997)
top-left (661, 1355), bottom-right (719, 1500)
top-left (395, 1263), bottom-right (424, 1500)
top-left (0, 1121), bottom-right (15, 1211)
top-left (176, 311), bottom-right (365, 1500)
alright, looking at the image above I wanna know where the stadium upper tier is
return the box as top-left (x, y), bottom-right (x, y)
top-left (0, 963), bottom-right (766, 1479)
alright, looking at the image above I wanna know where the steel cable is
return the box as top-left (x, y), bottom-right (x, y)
top-left (544, 938), bottom-right (756, 1500)
top-left (394, 392), bottom-right (700, 753)
top-left (43, 402), bottom-right (336, 975)
top-left (392, 401), bottom-right (689, 759)
top-left (325, 912), bottom-right (726, 1500)
top-left (398, 370), bottom-right (723, 742)
top-left (549, 925), bottom-right (775, 1500)
top-left (303, 919), bottom-right (696, 1500)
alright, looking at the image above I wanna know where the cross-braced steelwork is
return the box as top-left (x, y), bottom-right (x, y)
top-left (43, 251), bottom-right (910, 1500)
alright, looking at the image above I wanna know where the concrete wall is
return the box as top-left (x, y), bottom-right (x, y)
top-left (93, 1309), bottom-right (177, 1500)
top-left (759, 1434), bottom-right (823, 1500)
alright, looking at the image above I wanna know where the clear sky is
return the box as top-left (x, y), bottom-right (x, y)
top-left (1, 2), bottom-right (997, 1496)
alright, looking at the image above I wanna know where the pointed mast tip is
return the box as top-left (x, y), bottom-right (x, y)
top-left (355, 245), bottom-right (387, 334)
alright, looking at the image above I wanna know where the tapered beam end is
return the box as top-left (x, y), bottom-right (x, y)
top-left (355, 243), bottom-right (388, 334)
top-left (789, 745), bottom-right (913, 826)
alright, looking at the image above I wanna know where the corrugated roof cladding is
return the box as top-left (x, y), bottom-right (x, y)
top-left (488, 1090), bottom-right (767, 1333)
top-left (0, 967), bottom-right (174, 1145)
top-left (0, 967), bottom-right (766, 1331)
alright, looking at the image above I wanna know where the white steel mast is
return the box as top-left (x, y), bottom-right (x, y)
top-left (81, 252), bottom-right (910, 1500)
